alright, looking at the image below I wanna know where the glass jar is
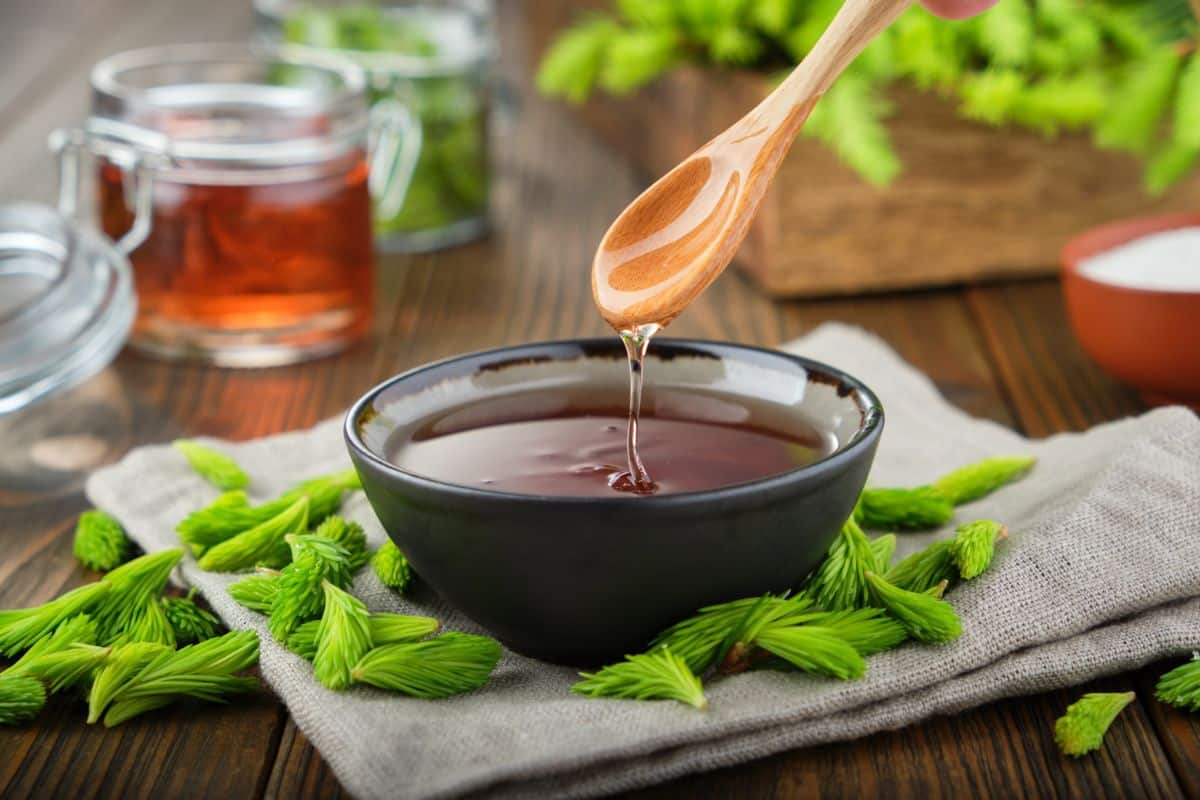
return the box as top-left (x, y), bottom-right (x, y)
top-left (65, 44), bottom-right (398, 367)
top-left (255, 0), bottom-right (495, 253)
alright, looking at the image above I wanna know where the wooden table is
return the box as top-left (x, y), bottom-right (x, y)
top-left (2, 1), bottom-right (1198, 797)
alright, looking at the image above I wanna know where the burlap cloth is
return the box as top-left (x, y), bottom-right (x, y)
top-left (87, 323), bottom-right (1200, 799)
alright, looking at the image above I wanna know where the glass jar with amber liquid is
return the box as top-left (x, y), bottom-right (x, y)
top-left (64, 44), bottom-right (407, 366)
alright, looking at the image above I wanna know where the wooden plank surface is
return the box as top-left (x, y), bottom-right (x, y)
top-left (1, 1), bottom-right (1196, 798)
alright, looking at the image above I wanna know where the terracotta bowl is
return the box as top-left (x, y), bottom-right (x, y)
top-left (1061, 212), bottom-right (1200, 408)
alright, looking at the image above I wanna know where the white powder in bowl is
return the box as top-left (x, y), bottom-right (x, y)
top-left (1078, 227), bottom-right (1200, 292)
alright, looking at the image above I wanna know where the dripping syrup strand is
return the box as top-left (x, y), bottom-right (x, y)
top-left (617, 323), bottom-right (660, 493)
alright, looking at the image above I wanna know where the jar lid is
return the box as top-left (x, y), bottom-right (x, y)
top-left (0, 203), bottom-right (135, 415)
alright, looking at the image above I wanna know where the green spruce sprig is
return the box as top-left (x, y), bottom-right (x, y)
top-left (173, 440), bottom-right (250, 491)
top-left (268, 534), bottom-right (353, 642)
top-left (857, 456), bottom-right (1034, 531)
top-left (177, 469), bottom-right (360, 555)
top-left (98, 631), bottom-right (259, 727)
top-left (932, 456), bottom-right (1036, 505)
top-left (885, 519), bottom-right (1009, 592)
top-left (73, 510), bottom-right (132, 572)
top-left (91, 549), bottom-right (184, 646)
top-left (313, 582), bottom-right (373, 690)
top-left (287, 613), bottom-right (440, 661)
top-left (13, 644), bottom-right (111, 694)
top-left (573, 647), bottom-right (707, 708)
top-left (313, 516), bottom-right (370, 571)
top-left (808, 517), bottom-right (875, 611)
top-left (227, 570), bottom-right (281, 613)
top-left (87, 642), bottom-right (173, 724)
top-left (0, 582), bottom-right (111, 657)
top-left (649, 595), bottom-right (784, 673)
top-left (371, 540), bottom-right (413, 592)
top-left (856, 487), bottom-right (954, 531)
top-left (950, 520), bottom-right (1008, 579)
top-left (869, 533), bottom-right (897, 573)
top-left (162, 589), bottom-right (222, 645)
top-left (1156, 655), bottom-right (1200, 711)
top-left (0, 676), bottom-right (46, 726)
top-left (865, 571), bottom-right (962, 643)
top-left (197, 497), bottom-right (309, 573)
top-left (352, 633), bottom-right (502, 698)
top-left (2, 614), bottom-right (97, 678)
top-left (1054, 691), bottom-right (1135, 756)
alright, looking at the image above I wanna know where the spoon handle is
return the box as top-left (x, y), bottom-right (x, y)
top-left (777, 0), bottom-right (914, 109)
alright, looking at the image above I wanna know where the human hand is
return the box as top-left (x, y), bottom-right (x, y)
top-left (918, 0), bottom-right (999, 19)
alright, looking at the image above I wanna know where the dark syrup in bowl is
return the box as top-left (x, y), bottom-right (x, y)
top-left (385, 385), bottom-right (837, 498)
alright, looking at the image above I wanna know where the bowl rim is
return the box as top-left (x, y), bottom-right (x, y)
top-left (343, 337), bottom-right (884, 506)
top-left (1061, 211), bottom-right (1200, 297)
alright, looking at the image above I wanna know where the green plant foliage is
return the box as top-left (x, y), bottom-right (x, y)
top-left (537, 0), bottom-right (1200, 191)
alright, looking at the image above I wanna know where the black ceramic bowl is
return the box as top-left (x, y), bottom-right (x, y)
top-left (345, 339), bottom-right (883, 665)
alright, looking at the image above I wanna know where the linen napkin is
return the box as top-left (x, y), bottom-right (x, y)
top-left (86, 323), bottom-right (1200, 800)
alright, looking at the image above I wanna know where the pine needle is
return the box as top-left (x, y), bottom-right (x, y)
top-left (0, 582), bottom-right (111, 657)
top-left (73, 510), bottom-right (132, 572)
top-left (933, 456), bottom-right (1036, 506)
top-left (1011, 73), bottom-right (1109, 135)
top-left (352, 633), bottom-right (502, 698)
top-left (951, 520), bottom-right (1008, 579)
top-left (313, 582), bottom-right (372, 690)
top-left (973, 0), bottom-right (1034, 67)
top-left (649, 595), bottom-right (791, 674)
top-left (227, 570), bottom-right (280, 614)
top-left (177, 469), bottom-right (360, 555)
top-left (1145, 141), bottom-right (1200, 195)
top-left (865, 571), bottom-right (962, 643)
top-left (869, 534), bottom-right (897, 573)
top-left (808, 517), bottom-right (875, 611)
top-left (162, 590), bottom-right (222, 645)
top-left (371, 540), bottom-right (413, 592)
top-left (15, 644), bottom-right (111, 694)
top-left (799, 608), bottom-right (909, 656)
top-left (598, 28), bottom-right (682, 94)
top-left (856, 487), bottom-right (954, 531)
top-left (536, 16), bottom-right (622, 103)
top-left (312, 516), bottom-right (370, 571)
top-left (1156, 655), bottom-right (1200, 712)
top-left (2, 614), bottom-right (97, 678)
top-left (803, 72), bottom-right (901, 187)
top-left (268, 534), bottom-right (353, 642)
top-left (1095, 47), bottom-right (1182, 154)
top-left (0, 676), bottom-right (45, 726)
top-left (173, 440), bottom-right (249, 491)
top-left (290, 613), bottom-right (442, 661)
top-left (1172, 54), bottom-right (1200, 150)
top-left (99, 630), bottom-right (260, 727)
top-left (91, 549), bottom-right (183, 646)
top-left (1054, 691), bottom-right (1135, 756)
top-left (574, 647), bottom-right (707, 708)
top-left (87, 641), bottom-right (172, 723)
top-left (885, 539), bottom-right (957, 594)
top-left (751, 625), bottom-right (866, 680)
top-left (197, 497), bottom-right (309, 573)
top-left (960, 70), bottom-right (1026, 125)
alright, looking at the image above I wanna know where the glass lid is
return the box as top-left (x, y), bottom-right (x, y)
top-left (0, 203), bottom-right (135, 415)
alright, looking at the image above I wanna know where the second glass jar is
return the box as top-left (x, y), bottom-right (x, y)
top-left (257, 0), bottom-right (495, 253)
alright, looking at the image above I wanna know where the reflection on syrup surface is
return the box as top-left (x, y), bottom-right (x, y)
top-left (387, 387), bottom-right (835, 497)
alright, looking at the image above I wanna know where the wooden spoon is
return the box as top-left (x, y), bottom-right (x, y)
top-left (592, 0), bottom-right (913, 331)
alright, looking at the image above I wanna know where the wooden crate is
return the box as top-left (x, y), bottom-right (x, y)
top-left (526, 1), bottom-right (1200, 297)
